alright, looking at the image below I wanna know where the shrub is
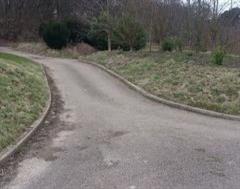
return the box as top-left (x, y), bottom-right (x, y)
top-left (42, 21), bottom-right (70, 49)
top-left (87, 15), bottom-right (146, 51)
top-left (212, 47), bottom-right (225, 65)
top-left (186, 51), bottom-right (193, 57)
top-left (87, 28), bottom-right (108, 50)
top-left (87, 12), bottom-right (117, 50)
top-left (114, 16), bottom-right (147, 51)
top-left (87, 16), bottom-right (109, 50)
top-left (64, 19), bottom-right (89, 44)
top-left (162, 38), bottom-right (175, 52)
top-left (174, 38), bottom-right (183, 52)
top-left (38, 23), bottom-right (47, 38)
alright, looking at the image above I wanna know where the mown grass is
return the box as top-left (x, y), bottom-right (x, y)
top-left (0, 53), bottom-right (48, 151)
top-left (83, 51), bottom-right (240, 115)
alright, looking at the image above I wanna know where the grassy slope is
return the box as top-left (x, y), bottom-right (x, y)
top-left (83, 51), bottom-right (240, 115)
top-left (0, 53), bottom-right (48, 151)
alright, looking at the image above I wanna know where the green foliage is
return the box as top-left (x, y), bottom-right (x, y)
top-left (194, 34), bottom-right (207, 52)
top-left (87, 32), bottom-right (108, 50)
top-left (38, 23), bottom-right (47, 38)
top-left (39, 14), bottom-right (146, 52)
top-left (87, 11), bottom-right (115, 50)
top-left (174, 38), bottom-right (183, 52)
top-left (87, 20), bottom-right (108, 50)
top-left (212, 47), bottom-right (225, 65)
top-left (42, 21), bottom-right (70, 49)
top-left (64, 19), bottom-right (89, 44)
top-left (114, 16), bottom-right (147, 51)
top-left (40, 19), bottom-right (90, 47)
top-left (186, 51), bottom-right (193, 57)
top-left (162, 37), bottom-right (184, 52)
top-left (87, 14), bottom-right (146, 51)
top-left (162, 38), bottom-right (175, 52)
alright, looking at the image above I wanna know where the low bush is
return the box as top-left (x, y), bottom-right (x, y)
top-left (212, 47), bottom-right (225, 65)
top-left (87, 29), bottom-right (108, 50)
top-left (186, 51), bottom-right (193, 57)
top-left (38, 23), bottom-right (47, 38)
top-left (114, 16), bottom-right (147, 51)
top-left (87, 15), bottom-right (110, 50)
top-left (42, 21), bottom-right (70, 49)
top-left (162, 38), bottom-right (175, 52)
top-left (64, 19), bottom-right (89, 44)
top-left (88, 15), bottom-right (146, 51)
top-left (40, 16), bottom-right (146, 52)
top-left (174, 38), bottom-right (183, 52)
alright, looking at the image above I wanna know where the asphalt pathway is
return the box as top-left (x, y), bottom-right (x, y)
top-left (1, 48), bottom-right (240, 189)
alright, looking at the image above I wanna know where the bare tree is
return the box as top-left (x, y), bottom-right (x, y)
top-left (0, 0), bottom-right (239, 54)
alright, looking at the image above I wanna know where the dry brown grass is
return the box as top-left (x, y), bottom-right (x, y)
top-left (83, 51), bottom-right (240, 115)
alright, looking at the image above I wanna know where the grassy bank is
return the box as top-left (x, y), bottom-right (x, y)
top-left (0, 53), bottom-right (48, 151)
top-left (82, 51), bottom-right (240, 115)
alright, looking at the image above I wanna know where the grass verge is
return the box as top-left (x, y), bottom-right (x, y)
top-left (82, 51), bottom-right (240, 115)
top-left (0, 53), bottom-right (48, 151)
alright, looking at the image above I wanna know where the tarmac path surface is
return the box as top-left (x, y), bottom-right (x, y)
top-left (1, 48), bottom-right (240, 189)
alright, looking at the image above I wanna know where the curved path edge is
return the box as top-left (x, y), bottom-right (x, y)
top-left (81, 59), bottom-right (240, 122)
top-left (0, 65), bottom-right (52, 166)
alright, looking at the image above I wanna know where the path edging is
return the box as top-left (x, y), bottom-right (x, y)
top-left (81, 59), bottom-right (240, 122)
top-left (0, 65), bottom-right (52, 166)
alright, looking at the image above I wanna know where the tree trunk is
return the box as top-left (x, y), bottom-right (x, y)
top-left (107, 32), bottom-right (111, 52)
top-left (149, 33), bottom-right (152, 53)
top-left (149, 1), bottom-right (154, 53)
